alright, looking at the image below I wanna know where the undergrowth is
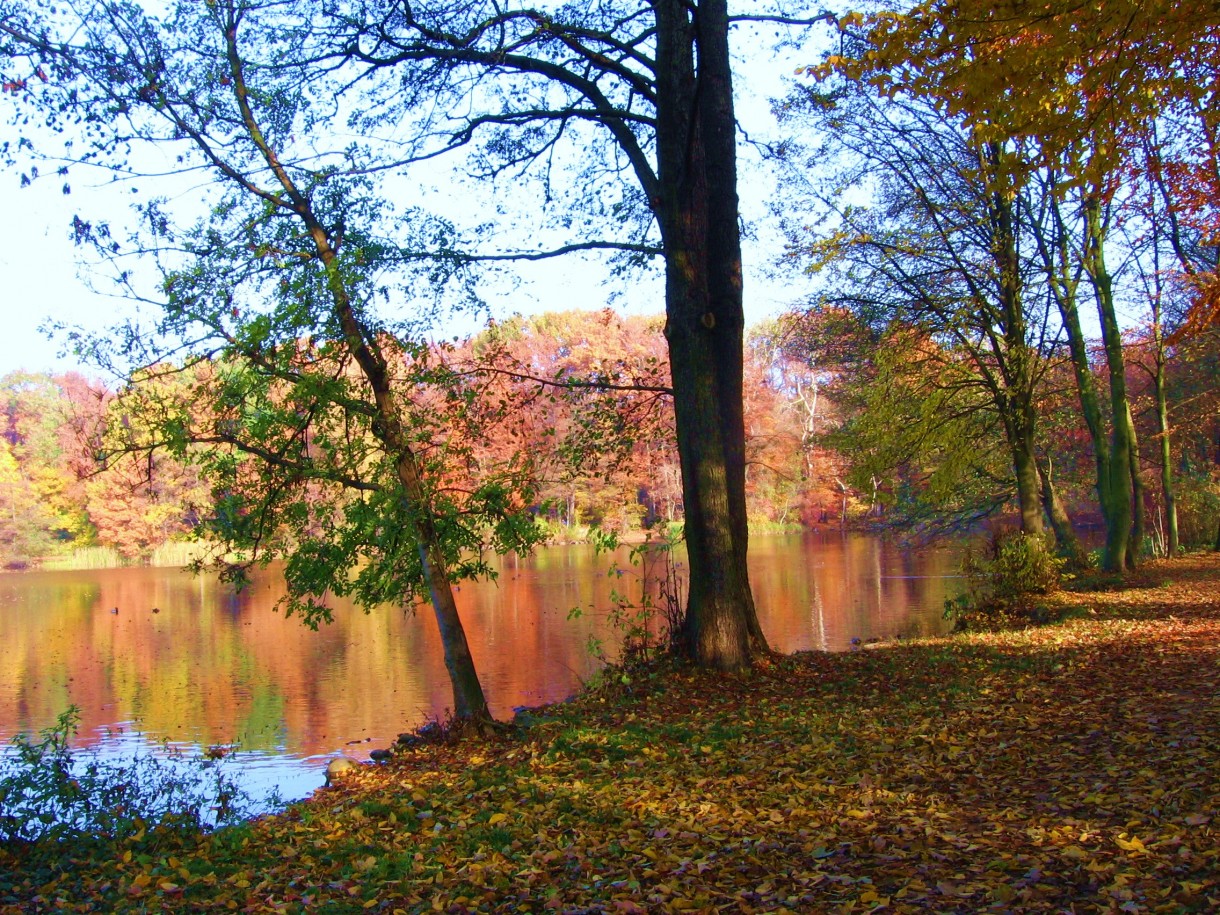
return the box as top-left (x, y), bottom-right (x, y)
top-left (944, 531), bottom-right (1068, 631)
top-left (0, 707), bottom-right (273, 848)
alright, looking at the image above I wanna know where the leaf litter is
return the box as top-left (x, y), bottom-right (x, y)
top-left (2, 553), bottom-right (1219, 913)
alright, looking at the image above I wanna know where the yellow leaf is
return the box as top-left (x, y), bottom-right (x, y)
top-left (132, 874), bottom-right (152, 888)
top-left (1115, 835), bottom-right (1147, 853)
top-left (488, 812), bottom-right (508, 825)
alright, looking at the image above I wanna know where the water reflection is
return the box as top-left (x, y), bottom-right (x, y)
top-left (0, 533), bottom-right (959, 803)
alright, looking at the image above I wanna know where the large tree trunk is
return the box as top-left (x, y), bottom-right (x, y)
top-left (1083, 195), bottom-right (1137, 573)
top-left (987, 144), bottom-right (1043, 537)
top-left (654, 0), bottom-right (767, 668)
top-left (1009, 408), bottom-right (1045, 535)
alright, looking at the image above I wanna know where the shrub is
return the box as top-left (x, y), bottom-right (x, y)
top-left (0, 707), bottom-right (270, 847)
top-left (944, 531), bottom-right (1067, 632)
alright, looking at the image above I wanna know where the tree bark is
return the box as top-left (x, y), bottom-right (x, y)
top-left (987, 144), bottom-right (1044, 537)
top-left (1036, 452), bottom-right (1088, 567)
top-left (654, 0), bottom-right (766, 668)
top-left (1153, 307), bottom-right (1179, 556)
top-left (1082, 194), bottom-right (1136, 572)
top-left (1008, 408), bottom-right (1045, 535)
top-left (1126, 411), bottom-right (1146, 567)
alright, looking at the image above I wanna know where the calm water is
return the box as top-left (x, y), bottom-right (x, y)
top-left (0, 532), bottom-right (959, 804)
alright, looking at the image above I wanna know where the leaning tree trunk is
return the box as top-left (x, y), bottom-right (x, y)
top-left (328, 259), bottom-right (492, 724)
top-left (1036, 453), bottom-right (1088, 567)
top-left (654, 0), bottom-right (767, 668)
top-left (222, 22), bottom-right (493, 725)
top-left (306, 213), bottom-right (491, 725)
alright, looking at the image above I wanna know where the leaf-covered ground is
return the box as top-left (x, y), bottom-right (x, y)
top-left (4, 552), bottom-right (1219, 913)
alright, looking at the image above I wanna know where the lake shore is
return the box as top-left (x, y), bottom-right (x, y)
top-left (4, 551), bottom-right (1218, 912)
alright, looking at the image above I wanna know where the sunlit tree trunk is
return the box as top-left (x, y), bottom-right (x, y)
top-left (1037, 453), bottom-right (1088, 566)
top-left (1127, 414), bottom-right (1146, 564)
top-left (654, 0), bottom-right (766, 668)
top-left (987, 146), bottom-right (1044, 536)
top-left (1153, 298), bottom-right (1179, 559)
top-left (1080, 196), bottom-right (1139, 570)
top-left (1007, 405), bottom-right (1045, 534)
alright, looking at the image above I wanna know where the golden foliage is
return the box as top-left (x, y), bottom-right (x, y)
top-left (4, 554), bottom-right (1220, 911)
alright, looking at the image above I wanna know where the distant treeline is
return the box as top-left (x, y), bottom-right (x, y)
top-left (0, 310), bottom-right (845, 569)
top-left (4, 306), bottom-right (1218, 570)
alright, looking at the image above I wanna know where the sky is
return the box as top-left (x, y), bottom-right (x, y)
top-left (0, 25), bottom-right (810, 382)
top-left (0, 174), bottom-right (118, 376)
top-left (0, 168), bottom-right (800, 380)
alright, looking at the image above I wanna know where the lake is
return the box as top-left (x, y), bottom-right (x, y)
top-left (0, 532), bottom-right (960, 806)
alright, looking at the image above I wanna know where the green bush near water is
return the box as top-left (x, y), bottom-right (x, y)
top-left (0, 707), bottom-right (271, 847)
top-left (944, 531), bottom-right (1068, 631)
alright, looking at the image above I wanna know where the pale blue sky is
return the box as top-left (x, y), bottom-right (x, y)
top-left (0, 23), bottom-right (813, 381)
top-left (0, 151), bottom-right (797, 384)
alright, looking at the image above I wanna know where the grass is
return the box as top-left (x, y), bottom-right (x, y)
top-left (37, 545), bottom-right (128, 571)
top-left (37, 540), bottom-right (228, 572)
top-left (148, 540), bottom-right (213, 568)
top-left (3, 551), bottom-right (1219, 913)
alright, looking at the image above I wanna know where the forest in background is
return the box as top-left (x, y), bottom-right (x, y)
top-left (0, 308), bottom-right (842, 569)
top-left (0, 0), bottom-right (1215, 711)
top-left (3, 304), bottom-right (1217, 570)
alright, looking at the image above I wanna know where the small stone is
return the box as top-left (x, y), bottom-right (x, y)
top-left (370, 748), bottom-right (393, 762)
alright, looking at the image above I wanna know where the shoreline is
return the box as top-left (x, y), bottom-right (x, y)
top-left (4, 551), bottom-right (1218, 911)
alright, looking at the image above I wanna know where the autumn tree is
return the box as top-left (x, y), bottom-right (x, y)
top-left (818, 1), bottom-right (1210, 569)
top-left (323, 0), bottom-right (841, 667)
top-left (775, 74), bottom-right (1085, 552)
top-left (745, 316), bottom-right (845, 526)
top-left (0, 371), bottom-right (106, 558)
top-left (465, 309), bottom-right (675, 535)
top-left (3, 0), bottom-right (545, 729)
